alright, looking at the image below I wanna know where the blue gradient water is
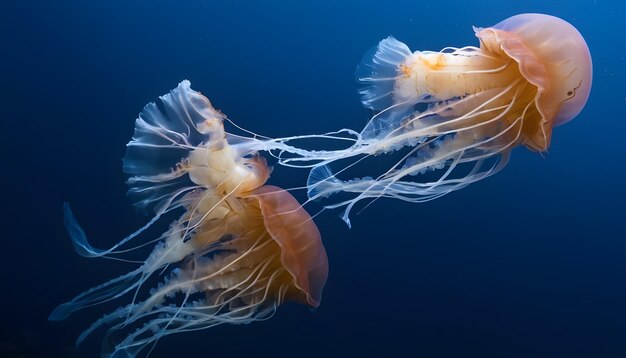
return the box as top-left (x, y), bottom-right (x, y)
top-left (2, 1), bottom-right (625, 357)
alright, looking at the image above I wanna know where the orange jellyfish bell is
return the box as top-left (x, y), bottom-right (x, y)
top-left (475, 13), bottom-right (593, 150)
top-left (250, 185), bottom-right (328, 307)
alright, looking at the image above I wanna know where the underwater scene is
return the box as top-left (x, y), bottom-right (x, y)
top-left (2, 0), bottom-right (626, 357)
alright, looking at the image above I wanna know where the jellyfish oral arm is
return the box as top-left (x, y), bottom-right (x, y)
top-left (394, 47), bottom-right (517, 103)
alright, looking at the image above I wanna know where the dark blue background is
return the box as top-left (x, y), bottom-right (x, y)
top-left (2, 1), bottom-right (625, 357)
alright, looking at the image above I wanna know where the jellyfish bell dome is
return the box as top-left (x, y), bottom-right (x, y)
top-left (475, 13), bottom-right (592, 149)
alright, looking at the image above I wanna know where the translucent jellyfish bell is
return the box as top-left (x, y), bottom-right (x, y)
top-left (50, 81), bottom-right (328, 357)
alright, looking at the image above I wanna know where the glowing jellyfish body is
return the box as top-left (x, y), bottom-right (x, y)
top-left (50, 81), bottom-right (328, 357)
top-left (262, 13), bottom-right (592, 225)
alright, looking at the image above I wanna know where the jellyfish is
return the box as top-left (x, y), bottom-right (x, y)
top-left (50, 81), bottom-right (328, 357)
top-left (50, 12), bottom-right (592, 356)
top-left (239, 13), bottom-right (592, 226)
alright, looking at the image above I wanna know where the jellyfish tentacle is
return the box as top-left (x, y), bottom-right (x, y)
top-left (305, 81), bottom-right (529, 225)
top-left (373, 79), bottom-right (523, 153)
top-left (96, 252), bottom-right (283, 357)
top-left (75, 241), bottom-right (279, 353)
top-left (48, 269), bottom-right (144, 321)
top-left (61, 202), bottom-right (162, 258)
top-left (51, 220), bottom-right (198, 321)
top-left (118, 226), bottom-right (279, 329)
top-left (279, 78), bottom-right (525, 192)
top-left (55, 191), bottom-right (241, 321)
top-left (145, 234), bottom-right (273, 329)
top-left (52, 207), bottom-right (189, 320)
top-left (60, 187), bottom-right (200, 260)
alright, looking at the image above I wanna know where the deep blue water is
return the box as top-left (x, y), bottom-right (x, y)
top-left (2, 1), bottom-right (626, 357)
